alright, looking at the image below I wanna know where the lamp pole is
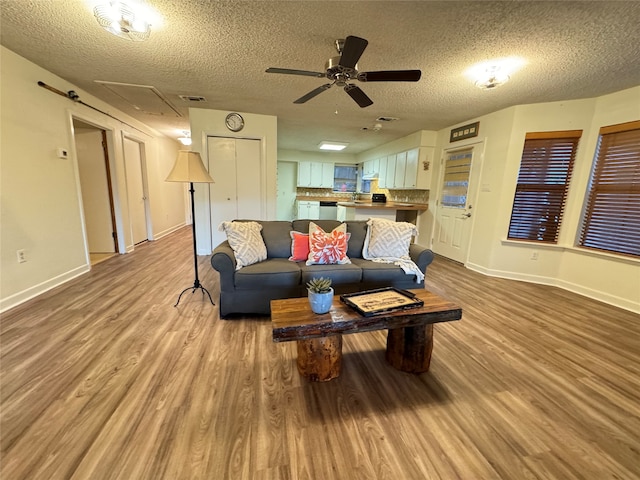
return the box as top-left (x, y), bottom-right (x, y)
top-left (174, 182), bottom-right (214, 307)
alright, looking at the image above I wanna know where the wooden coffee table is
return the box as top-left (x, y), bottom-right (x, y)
top-left (271, 289), bottom-right (462, 382)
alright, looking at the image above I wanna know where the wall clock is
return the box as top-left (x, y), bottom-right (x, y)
top-left (225, 112), bottom-right (245, 132)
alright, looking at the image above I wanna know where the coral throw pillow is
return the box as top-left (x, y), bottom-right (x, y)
top-left (219, 221), bottom-right (267, 270)
top-left (306, 222), bottom-right (351, 265)
top-left (289, 231), bottom-right (310, 261)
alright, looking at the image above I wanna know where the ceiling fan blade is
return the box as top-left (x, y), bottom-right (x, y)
top-left (294, 83), bottom-right (332, 104)
top-left (358, 70), bottom-right (422, 82)
top-left (266, 67), bottom-right (325, 78)
top-left (339, 36), bottom-right (368, 69)
top-left (344, 84), bottom-right (373, 108)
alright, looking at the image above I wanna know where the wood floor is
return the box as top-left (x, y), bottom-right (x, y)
top-left (1, 226), bottom-right (639, 479)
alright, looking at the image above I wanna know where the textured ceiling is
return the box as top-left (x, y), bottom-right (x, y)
top-left (1, 1), bottom-right (640, 153)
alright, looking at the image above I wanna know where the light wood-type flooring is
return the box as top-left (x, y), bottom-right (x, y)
top-left (1, 226), bottom-right (639, 479)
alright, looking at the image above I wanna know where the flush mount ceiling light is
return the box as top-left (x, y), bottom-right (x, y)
top-left (177, 130), bottom-right (192, 146)
top-left (94, 1), bottom-right (151, 41)
top-left (466, 57), bottom-right (526, 90)
top-left (318, 141), bottom-right (349, 151)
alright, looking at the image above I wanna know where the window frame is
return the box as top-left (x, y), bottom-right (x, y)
top-left (507, 130), bottom-right (582, 244)
top-left (578, 120), bottom-right (640, 258)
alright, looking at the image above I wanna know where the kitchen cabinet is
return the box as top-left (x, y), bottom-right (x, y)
top-left (378, 156), bottom-right (389, 188)
top-left (297, 161), bottom-right (334, 187)
top-left (404, 148), bottom-right (418, 188)
top-left (394, 151), bottom-right (407, 188)
top-left (297, 200), bottom-right (320, 219)
top-left (363, 158), bottom-right (379, 178)
top-left (321, 162), bottom-right (334, 188)
top-left (385, 155), bottom-right (396, 189)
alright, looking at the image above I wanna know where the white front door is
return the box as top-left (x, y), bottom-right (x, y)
top-left (123, 137), bottom-right (148, 245)
top-left (432, 147), bottom-right (480, 263)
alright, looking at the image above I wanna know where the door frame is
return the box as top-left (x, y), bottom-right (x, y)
top-left (69, 112), bottom-right (127, 264)
top-left (432, 139), bottom-right (486, 265)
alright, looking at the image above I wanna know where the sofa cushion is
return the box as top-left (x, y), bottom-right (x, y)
top-left (219, 221), bottom-right (267, 269)
top-left (351, 258), bottom-right (419, 283)
top-left (345, 221), bottom-right (368, 258)
top-left (292, 219), bottom-right (341, 234)
top-left (300, 262), bottom-right (362, 285)
top-left (306, 222), bottom-right (351, 265)
top-left (234, 258), bottom-right (301, 289)
top-left (256, 220), bottom-right (295, 258)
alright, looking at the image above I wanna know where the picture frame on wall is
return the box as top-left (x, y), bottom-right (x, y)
top-left (450, 122), bottom-right (480, 142)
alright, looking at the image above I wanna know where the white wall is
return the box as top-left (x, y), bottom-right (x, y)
top-left (189, 107), bottom-right (278, 254)
top-left (0, 47), bottom-right (186, 312)
top-left (425, 86), bottom-right (640, 313)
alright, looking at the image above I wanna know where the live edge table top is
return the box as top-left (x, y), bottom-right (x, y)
top-left (271, 289), bottom-right (462, 342)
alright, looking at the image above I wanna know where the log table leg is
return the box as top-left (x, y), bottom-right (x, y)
top-left (296, 335), bottom-right (343, 382)
top-left (386, 324), bottom-right (434, 373)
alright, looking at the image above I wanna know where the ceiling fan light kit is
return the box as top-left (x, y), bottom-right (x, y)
top-left (94, 1), bottom-right (151, 41)
top-left (266, 35), bottom-right (422, 108)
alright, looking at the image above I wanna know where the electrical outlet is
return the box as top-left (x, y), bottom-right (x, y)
top-left (17, 249), bottom-right (26, 263)
top-left (531, 251), bottom-right (539, 260)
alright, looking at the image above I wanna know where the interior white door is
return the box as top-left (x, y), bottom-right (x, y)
top-left (123, 137), bottom-right (148, 245)
top-left (207, 136), bottom-right (262, 247)
top-left (277, 161), bottom-right (297, 220)
top-left (432, 147), bottom-right (478, 263)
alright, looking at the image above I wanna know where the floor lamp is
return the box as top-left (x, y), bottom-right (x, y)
top-left (166, 150), bottom-right (215, 307)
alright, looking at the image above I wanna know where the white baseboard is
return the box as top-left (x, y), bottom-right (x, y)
top-left (465, 262), bottom-right (639, 314)
top-left (154, 223), bottom-right (187, 240)
top-left (0, 264), bottom-right (90, 314)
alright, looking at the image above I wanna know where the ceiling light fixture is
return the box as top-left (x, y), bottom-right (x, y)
top-left (318, 141), bottom-right (349, 151)
top-left (93, 1), bottom-right (151, 41)
top-left (466, 57), bottom-right (525, 90)
top-left (177, 130), bottom-right (192, 146)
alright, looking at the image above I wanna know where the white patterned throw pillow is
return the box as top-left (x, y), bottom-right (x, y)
top-left (219, 221), bottom-right (267, 270)
top-left (363, 218), bottom-right (417, 259)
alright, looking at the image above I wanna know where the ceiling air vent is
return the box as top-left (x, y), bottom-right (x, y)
top-left (179, 95), bottom-right (207, 102)
top-left (376, 116), bottom-right (399, 122)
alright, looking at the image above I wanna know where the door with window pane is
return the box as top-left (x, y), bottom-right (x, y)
top-left (433, 148), bottom-right (476, 263)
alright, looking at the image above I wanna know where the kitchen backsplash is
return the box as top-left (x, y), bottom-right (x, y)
top-left (296, 185), bottom-right (429, 204)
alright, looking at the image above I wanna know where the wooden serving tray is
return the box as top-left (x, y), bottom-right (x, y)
top-left (340, 287), bottom-right (424, 317)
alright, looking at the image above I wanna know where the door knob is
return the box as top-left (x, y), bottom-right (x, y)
top-left (462, 212), bottom-right (471, 218)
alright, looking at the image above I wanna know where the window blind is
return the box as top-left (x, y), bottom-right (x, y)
top-left (507, 131), bottom-right (582, 243)
top-left (579, 120), bottom-right (640, 257)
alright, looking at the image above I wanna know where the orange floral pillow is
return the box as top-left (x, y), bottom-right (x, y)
top-left (306, 222), bottom-right (351, 265)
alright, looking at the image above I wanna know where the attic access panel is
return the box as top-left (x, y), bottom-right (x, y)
top-left (95, 80), bottom-right (182, 117)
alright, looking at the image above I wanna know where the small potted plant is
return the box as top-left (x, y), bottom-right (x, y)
top-left (306, 277), bottom-right (334, 314)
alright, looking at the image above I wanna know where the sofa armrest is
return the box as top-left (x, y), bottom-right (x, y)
top-left (409, 243), bottom-right (434, 274)
top-left (211, 241), bottom-right (237, 292)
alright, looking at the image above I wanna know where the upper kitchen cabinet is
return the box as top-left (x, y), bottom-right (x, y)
top-left (297, 161), bottom-right (334, 188)
top-left (404, 148), bottom-right (418, 188)
top-left (363, 158), bottom-right (380, 178)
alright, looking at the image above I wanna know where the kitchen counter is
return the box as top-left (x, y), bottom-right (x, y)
top-left (337, 201), bottom-right (428, 211)
top-left (337, 201), bottom-right (427, 223)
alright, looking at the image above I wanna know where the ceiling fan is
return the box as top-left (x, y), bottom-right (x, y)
top-left (266, 35), bottom-right (421, 108)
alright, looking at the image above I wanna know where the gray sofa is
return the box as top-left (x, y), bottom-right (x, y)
top-left (210, 219), bottom-right (434, 317)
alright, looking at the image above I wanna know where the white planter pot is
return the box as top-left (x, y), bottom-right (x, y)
top-left (308, 288), bottom-right (334, 314)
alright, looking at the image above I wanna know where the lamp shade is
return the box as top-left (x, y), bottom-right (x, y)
top-left (166, 150), bottom-right (214, 183)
